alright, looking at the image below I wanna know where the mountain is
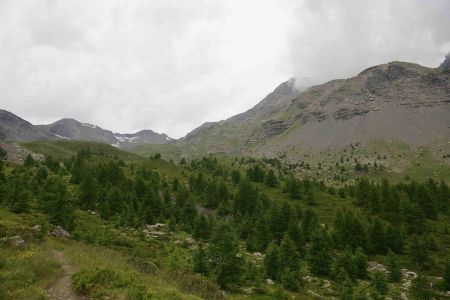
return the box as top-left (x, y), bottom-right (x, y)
top-left (133, 60), bottom-right (449, 160)
top-left (0, 110), bottom-right (52, 141)
top-left (441, 51), bottom-right (450, 69)
top-left (0, 111), bottom-right (172, 148)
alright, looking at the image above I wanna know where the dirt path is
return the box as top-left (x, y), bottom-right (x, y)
top-left (47, 251), bottom-right (85, 300)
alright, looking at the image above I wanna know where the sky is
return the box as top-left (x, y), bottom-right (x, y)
top-left (0, 0), bottom-right (449, 138)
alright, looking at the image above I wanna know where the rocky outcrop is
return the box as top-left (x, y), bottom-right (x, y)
top-left (51, 226), bottom-right (71, 238)
top-left (0, 235), bottom-right (26, 248)
top-left (262, 120), bottom-right (289, 137)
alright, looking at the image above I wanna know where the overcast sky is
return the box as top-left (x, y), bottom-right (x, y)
top-left (1, 0), bottom-right (449, 138)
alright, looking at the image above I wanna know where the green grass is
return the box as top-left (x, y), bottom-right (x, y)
top-left (0, 209), bottom-right (60, 300)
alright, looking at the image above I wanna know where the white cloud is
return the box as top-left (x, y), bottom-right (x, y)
top-left (288, 0), bottom-right (450, 86)
top-left (0, 0), bottom-right (449, 138)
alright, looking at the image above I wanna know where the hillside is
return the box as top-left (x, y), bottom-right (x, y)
top-left (1, 148), bottom-right (450, 299)
top-left (131, 61), bottom-right (450, 181)
top-left (0, 110), bottom-right (172, 148)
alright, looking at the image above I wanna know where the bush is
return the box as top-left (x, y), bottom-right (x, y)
top-left (72, 267), bottom-right (152, 299)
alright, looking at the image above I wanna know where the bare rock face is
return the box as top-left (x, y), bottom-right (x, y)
top-left (51, 226), bottom-right (71, 238)
top-left (261, 120), bottom-right (289, 138)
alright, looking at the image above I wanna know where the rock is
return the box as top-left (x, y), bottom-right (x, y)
top-left (185, 237), bottom-right (195, 244)
top-left (51, 226), bottom-right (71, 238)
top-left (252, 252), bottom-right (262, 257)
top-left (266, 278), bottom-right (274, 285)
top-left (307, 290), bottom-right (322, 298)
top-left (146, 223), bottom-right (166, 231)
top-left (32, 224), bottom-right (42, 232)
top-left (242, 287), bottom-right (255, 294)
top-left (0, 235), bottom-right (26, 248)
top-left (401, 269), bottom-right (417, 280)
top-left (368, 261), bottom-right (388, 273)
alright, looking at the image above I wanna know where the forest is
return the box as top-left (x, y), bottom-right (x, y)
top-left (1, 145), bottom-right (450, 299)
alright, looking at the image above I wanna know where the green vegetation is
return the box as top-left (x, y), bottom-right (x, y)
top-left (1, 143), bottom-right (449, 299)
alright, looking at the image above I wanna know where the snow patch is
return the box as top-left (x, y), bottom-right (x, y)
top-left (114, 135), bottom-right (140, 143)
top-left (54, 134), bottom-right (70, 140)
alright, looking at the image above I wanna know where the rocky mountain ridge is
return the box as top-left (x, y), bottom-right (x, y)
top-left (168, 60), bottom-right (450, 159)
top-left (0, 110), bottom-right (172, 149)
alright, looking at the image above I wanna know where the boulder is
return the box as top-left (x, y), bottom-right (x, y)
top-left (0, 235), bottom-right (26, 248)
top-left (31, 224), bottom-right (42, 232)
top-left (51, 226), bottom-right (70, 238)
top-left (266, 278), bottom-right (274, 285)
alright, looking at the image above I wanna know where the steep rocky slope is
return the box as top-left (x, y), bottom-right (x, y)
top-left (166, 61), bottom-right (449, 159)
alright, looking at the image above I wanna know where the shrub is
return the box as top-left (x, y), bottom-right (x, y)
top-left (72, 267), bottom-right (152, 299)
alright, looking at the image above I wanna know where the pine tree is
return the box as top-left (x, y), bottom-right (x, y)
top-left (278, 234), bottom-right (301, 291)
top-left (193, 245), bottom-right (208, 276)
top-left (39, 176), bottom-right (75, 230)
top-left (264, 241), bottom-right (279, 280)
top-left (208, 223), bottom-right (243, 288)
top-left (408, 235), bottom-right (429, 268)
top-left (24, 154), bottom-right (36, 168)
top-left (254, 216), bottom-right (271, 251)
top-left (371, 271), bottom-right (388, 295)
top-left (443, 259), bottom-right (450, 291)
top-left (193, 214), bottom-right (210, 240)
top-left (387, 250), bottom-right (402, 283)
top-left (265, 169), bottom-right (277, 187)
top-left (5, 170), bottom-right (31, 213)
top-left (307, 229), bottom-right (332, 276)
top-left (368, 218), bottom-right (386, 254)
top-left (353, 247), bottom-right (368, 279)
top-left (78, 171), bottom-right (99, 210)
top-left (410, 275), bottom-right (431, 300)
top-left (35, 166), bottom-right (49, 182)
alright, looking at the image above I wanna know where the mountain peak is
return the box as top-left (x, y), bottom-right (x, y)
top-left (440, 51), bottom-right (450, 69)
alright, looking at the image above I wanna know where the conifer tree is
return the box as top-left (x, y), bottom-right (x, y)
top-left (23, 154), bottom-right (36, 168)
top-left (443, 258), bottom-right (450, 291)
top-left (408, 235), bottom-right (429, 268)
top-left (265, 169), bottom-right (277, 187)
top-left (387, 250), bottom-right (402, 283)
top-left (264, 241), bottom-right (279, 280)
top-left (254, 216), bottom-right (271, 251)
top-left (193, 244), bottom-right (208, 276)
top-left (307, 229), bottom-right (332, 276)
top-left (278, 234), bottom-right (301, 290)
top-left (371, 271), bottom-right (388, 295)
top-left (6, 170), bottom-right (31, 213)
top-left (208, 223), bottom-right (243, 288)
top-left (353, 247), bottom-right (368, 279)
top-left (410, 275), bottom-right (431, 300)
top-left (78, 171), bottom-right (99, 210)
top-left (39, 176), bottom-right (75, 230)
